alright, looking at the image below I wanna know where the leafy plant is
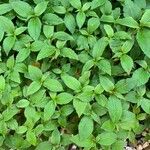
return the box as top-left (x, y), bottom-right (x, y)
top-left (0, 0), bottom-right (150, 149)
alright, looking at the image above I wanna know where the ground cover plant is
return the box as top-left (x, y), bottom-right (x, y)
top-left (0, 0), bottom-right (150, 149)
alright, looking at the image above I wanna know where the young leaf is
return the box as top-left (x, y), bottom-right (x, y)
top-left (73, 99), bottom-right (87, 117)
top-left (69, 0), bottom-right (81, 9)
top-left (28, 65), bottom-right (43, 81)
top-left (76, 11), bottom-right (86, 29)
top-left (100, 76), bottom-right (114, 92)
top-left (141, 98), bottom-right (150, 114)
top-left (43, 25), bottom-right (54, 38)
top-left (56, 92), bottom-right (73, 105)
top-left (104, 24), bottom-right (114, 37)
top-left (107, 96), bottom-right (123, 123)
top-left (0, 76), bottom-right (5, 91)
top-left (26, 130), bottom-right (37, 146)
top-left (43, 77), bottom-right (63, 92)
top-left (16, 99), bottom-right (30, 108)
top-left (140, 10), bottom-right (150, 27)
top-left (0, 4), bottom-right (12, 15)
top-left (120, 54), bottom-right (133, 74)
top-left (3, 36), bottom-right (15, 55)
top-left (61, 74), bottom-right (82, 91)
top-left (11, 1), bottom-right (33, 18)
top-left (78, 116), bottom-right (93, 140)
top-left (97, 132), bottom-right (117, 146)
top-left (53, 31), bottom-right (74, 41)
top-left (132, 68), bottom-right (150, 86)
top-left (116, 17), bottom-right (139, 28)
top-left (92, 37), bottom-right (108, 59)
top-left (0, 16), bottom-right (15, 33)
top-left (137, 29), bottom-right (150, 58)
top-left (34, 2), bottom-right (48, 16)
top-left (87, 17), bottom-right (100, 33)
top-left (51, 129), bottom-right (60, 145)
top-left (28, 17), bottom-right (41, 40)
top-left (37, 44), bottom-right (55, 60)
top-left (43, 13), bottom-right (63, 25)
top-left (97, 59), bottom-right (111, 75)
top-left (16, 48), bottom-right (30, 63)
top-left (44, 101), bottom-right (56, 121)
top-left (123, 0), bottom-right (141, 20)
top-left (61, 48), bottom-right (78, 60)
top-left (64, 13), bottom-right (76, 34)
top-left (26, 81), bottom-right (41, 96)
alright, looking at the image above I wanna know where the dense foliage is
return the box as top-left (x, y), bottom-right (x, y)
top-left (0, 0), bottom-right (150, 149)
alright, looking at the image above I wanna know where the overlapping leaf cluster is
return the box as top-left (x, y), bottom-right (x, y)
top-left (0, 0), bottom-right (150, 149)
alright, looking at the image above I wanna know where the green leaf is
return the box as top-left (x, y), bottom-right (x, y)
top-left (120, 54), bottom-right (133, 74)
top-left (0, 4), bottom-right (12, 15)
top-left (43, 13), bottom-right (63, 25)
top-left (28, 65), bottom-right (43, 81)
top-left (73, 99), bottom-right (87, 117)
top-left (132, 68), bottom-right (150, 86)
top-left (16, 99), bottom-right (30, 108)
top-left (3, 36), bottom-right (15, 55)
top-left (82, 60), bottom-right (94, 73)
top-left (78, 116), bottom-right (93, 140)
top-left (0, 16), bottom-right (15, 33)
top-left (101, 120), bottom-right (115, 131)
top-left (51, 129), bottom-right (60, 145)
top-left (121, 40), bottom-right (134, 53)
top-left (141, 98), bottom-right (150, 114)
top-left (56, 92), bottom-right (73, 105)
top-left (116, 17), bottom-right (139, 28)
top-left (76, 11), bottom-right (86, 28)
top-left (92, 37), bottom-right (108, 59)
top-left (87, 17), bottom-right (100, 33)
top-left (107, 96), bottom-right (123, 123)
top-left (34, 2), bottom-right (48, 16)
top-left (44, 101), bottom-right (56, 121)
top-left (0, 76), bottom-right (5, 91)
top-left (123, 0), bottom-right (141, 20)
top-left (112, 140), bottom-right (125, 150)
top-left (53, 6), bottom-right (66, 14)
top-left (28, 17), bottom-right (41, 40)
top-left (43, 25), bottom-right (54, 38)
top-left (119, 110), bottom-right (136, 130)
top-left (104, 24), bottom-right (114, 37)
top-left (37, 44), bottom-right (55, 60)
top-left (71, 135), bottom-right (95, 148)
top-left (43, 77), bottom-right (63, 92)
top-left (26, 130), bottom-right (37, 146)
top-left (97, 132), bottom-right (117, 146)
top-left (97, 59), bottom-right (111, 75)
top-left (16, 126), bottom-right (27, 134)
top-left (61, 74), bottom-right (81, 91)
top-left (100, 76), bottom-right (114, 92)
top-left (137, 29), bottom-right (150, 58)
top-left (115, 78), bottom-right (136, 94)
top-left (2, 106), bottom-right (18, 122)
top-left (61, 48), bottom-right (78, 60)
top-left (91, 0), bottom-right (106, 10)
top-left (11, 1), bottom-right (33, 18)
top-left (36, 142), bottom-right (52, 150)
top-left (16, 48), bottom-right (30, 62)
top-left (53, 31), bottom-right (74, 41)
top-left (25, 106), bottom-right (40, 126)
top-left (140, 10), bottom-right (150, 27)
top-left (69, 0), bottom-right (81, 9)
top-left (64, 13), bottom-right (76, 34)
top-left (15, 27), bottom-right (27, 35)
top-left (26, 81), bottom-right (41, 96)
